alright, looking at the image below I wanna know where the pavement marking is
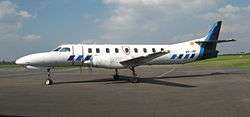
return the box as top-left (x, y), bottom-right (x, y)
top-left (157, 67), bottom-right (176, 77)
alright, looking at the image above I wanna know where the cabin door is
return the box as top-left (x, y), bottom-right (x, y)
top-left (71, 45), bottom-right (84, 65)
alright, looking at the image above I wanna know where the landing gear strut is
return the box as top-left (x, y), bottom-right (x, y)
top-left (45, 68), bottom-right (53, 85)
top-left (112, 67), bottom-right (139, 83)
top-left (113, 69), bottom-right (120, 80)
top-left (129, 67), bottom-right (139, 83)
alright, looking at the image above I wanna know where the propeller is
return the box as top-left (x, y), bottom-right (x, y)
top-left (87, 56), bottom-right (93, 72)
top-left (80, 65), bottom-right (83, 74)
top-left (79, 56), bottom-right (93, 73)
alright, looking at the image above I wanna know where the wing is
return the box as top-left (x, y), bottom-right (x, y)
top-left (120, 50), bottom-right (170, 68)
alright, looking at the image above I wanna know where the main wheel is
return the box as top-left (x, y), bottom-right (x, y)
top-left (45, 79), bottom-right (53, 85)
top-left (130, 77), bottom-right (139, 83)
top-left (113, 75), bottom-right (120, 80)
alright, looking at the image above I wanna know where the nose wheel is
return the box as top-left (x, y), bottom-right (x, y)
top-left (45, 68), bottom-right (54, 85)
top-left (45, 78), bottom-right (53, 85)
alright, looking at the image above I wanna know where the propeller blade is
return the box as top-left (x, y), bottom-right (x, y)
top-left (80, 66), bottom-right (83, 73)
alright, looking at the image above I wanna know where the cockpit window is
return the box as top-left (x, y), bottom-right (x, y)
top-left (53, 47), bottom-right (61, 51)
top-left (59, 47), bottom-right (71, 52)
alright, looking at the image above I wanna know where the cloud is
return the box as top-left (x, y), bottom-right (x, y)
top-left (202, 4), bottom-right (250, 33)
top-left (0, 1), bottom-right (15, 18)
top-left (18, 10), bottom-right (32, 18)
top-left (0, 1), bottom-right (37, 60)
top-left (200, 4), bottom-right (250, 53)
top-left (101, 0), bottom-right (250, 53)
top-left (22, 34), bottom-right (41, 41)
top-left (0, 0), bottom-right (33, 41)
top-left (101, 0), bottom-right (223, 43)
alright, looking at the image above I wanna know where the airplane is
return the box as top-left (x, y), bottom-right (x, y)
top-left (15, 21), bottom-right (235, 85)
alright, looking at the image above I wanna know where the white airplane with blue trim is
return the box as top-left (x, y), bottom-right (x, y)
top-left (16, 21), bottom-right (235, 85)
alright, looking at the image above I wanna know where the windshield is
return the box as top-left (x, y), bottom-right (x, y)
top-left (59, 47), bottom-right (71, 52)
top-left (53, 47), bottom-right (61, 51)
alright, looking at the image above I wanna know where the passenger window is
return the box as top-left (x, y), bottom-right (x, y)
top-left (96, 48), bottom-right (100, 53)
top-left (171, 54), bottom-right (177, 59)
top-left (178, 54), bottom-right (184, 59)
top-left (161, 48), bottom-right (164, 51)
top-left (190, 54), bottom-right (195, 59)
top-left (106, 48), bottom-right (110, 53)
top-left (59, 47), bottom-right (70, 52)
top-left (134, 48), bottom-right (138, 53)
top-left (184, 54), bottom-right (190, 59)
top-left (125, 48), bottom-right (129, 53)
top-left (88, 48), bottom-right (92, 53)
top-left (152, 48), bottom-right (156, 53)
top-left (53, 47), bottom-right (61, 51)
top-left (143, 48), bottom-right (147, 53)
top-left (115, 48), bottom-right (119, 53)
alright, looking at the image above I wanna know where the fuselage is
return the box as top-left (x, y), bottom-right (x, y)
top-left (15, 38), bottom-right (204, 69)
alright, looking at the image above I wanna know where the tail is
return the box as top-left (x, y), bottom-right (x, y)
top-left (192, 21), bottom-right (235, 60)
top-left (206, 21), bottom-right (222, 42)
top-left (197, 21), bottom-right (222, 60)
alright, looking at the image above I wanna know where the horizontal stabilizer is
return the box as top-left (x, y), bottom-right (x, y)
top-left (195, 39), bottom-right (236, 44)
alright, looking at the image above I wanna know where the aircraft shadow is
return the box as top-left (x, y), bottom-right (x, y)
top-left (0, 115), bottom-right (29, 117)
top-left (149, 72), bottom-right (240, 79)
top-left (54, 77), bottom-right (195, 88)
top-left (54, 72), bottom-right (240, 88)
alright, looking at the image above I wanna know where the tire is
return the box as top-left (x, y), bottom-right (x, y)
top-left (130, 77), bottom-right (139, 83)
top-left (113, 75), bottom-right (120, 80)
top-left (45, 79), bottom-right (53, 85)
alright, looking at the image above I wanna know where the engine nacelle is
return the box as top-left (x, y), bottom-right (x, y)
top-left (25, 65), bottom-right (40, 70)
top-left (92, 55), bottom-right (125, 68)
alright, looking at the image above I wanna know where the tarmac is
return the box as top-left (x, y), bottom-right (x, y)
top-left (0, 65), bottom-right (250, 117)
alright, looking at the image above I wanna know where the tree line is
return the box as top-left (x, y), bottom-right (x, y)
top-left (0, 60), bottom-right (15, 65)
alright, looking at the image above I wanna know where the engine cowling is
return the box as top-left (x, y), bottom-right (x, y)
top-left (92, 55), bottom-right (124, 68)
top-left (25, 65), bottom-right (40, 70)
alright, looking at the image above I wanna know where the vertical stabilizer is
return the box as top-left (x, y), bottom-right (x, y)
top-left (198, 21), bottom-right (222, 60)
top-left (206, 21), bottom-right (222, 41)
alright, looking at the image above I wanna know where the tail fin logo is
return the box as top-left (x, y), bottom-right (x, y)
top-left (206, 21), bottom-right (222, 41)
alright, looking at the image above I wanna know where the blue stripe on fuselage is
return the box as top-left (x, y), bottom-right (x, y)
top-left (84, 55), bottom-right (92, 61)
top-left (67, 55), bottom-right (75, 61)
top-left (67, 55), bottom-right (92, 61)
top-left (198, 47), bottom-right (205, 59)
top-left (76, 55), bottom-right (84, 61)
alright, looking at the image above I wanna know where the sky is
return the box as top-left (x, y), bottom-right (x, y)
top-left (0, 0), bottom-right (250, 60)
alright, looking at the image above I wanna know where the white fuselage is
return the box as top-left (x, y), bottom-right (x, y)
top-left (15, 38), bottom-right (203, 69)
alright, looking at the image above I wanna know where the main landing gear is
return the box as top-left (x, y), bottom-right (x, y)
top-left (129, 67), bottom-right (139, 83)
top-left (113, 69), bottom-right (120, 80)
top-left (113, 67), bottom-right (139, 83)
top-left (45, 68), bottom-right (53, 85)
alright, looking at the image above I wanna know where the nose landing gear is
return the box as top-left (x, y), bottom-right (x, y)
top-left (45, 68), bottom-right (53, 85)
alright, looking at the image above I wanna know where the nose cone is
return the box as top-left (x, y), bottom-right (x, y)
top-left (15, 57), bottom-right (28, 65)
top-left (16, 52), bottom-right (50, 66)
